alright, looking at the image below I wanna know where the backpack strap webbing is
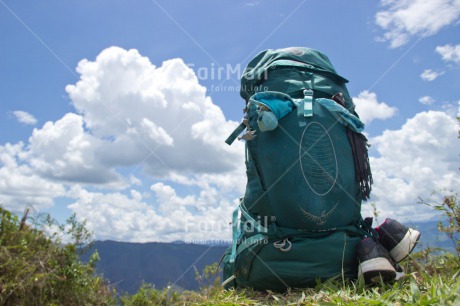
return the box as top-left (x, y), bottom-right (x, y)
top-left (346, 130), bottom-right (373, 201)
top-left (229, 200), bottom-right (269, 264)
top-left (225, 122), bottom-right (246, 145)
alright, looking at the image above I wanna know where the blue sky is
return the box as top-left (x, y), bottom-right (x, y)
top-left (0, 0), bottom-right (459, 242)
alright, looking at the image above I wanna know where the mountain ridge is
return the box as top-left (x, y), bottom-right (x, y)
top-left (82, 240), bottom-right (228, 294)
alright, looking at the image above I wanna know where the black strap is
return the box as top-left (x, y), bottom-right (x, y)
top-left (347, 129), bottom-right (373, 201)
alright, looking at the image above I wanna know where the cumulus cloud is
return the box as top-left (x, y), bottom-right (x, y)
top-left (362, 111), bottom-right (460, 222)
top-left (375, 0), bottom-right (460, 48)
top-left (436, 44), bottom-right (460, 64)
top-left (0, 46), bottom-right (247, 242)
top-left (353, 91), bottom-right (397, 124)
top-left (0, 143), bottom-right (65, 212)
top-left (64, 164), bottom-right (246, 242)
top-left (12, 110), bottom-right (37, 125)
top-left (3, 47), bottom-right (243, 188)
top-left (420, 69), bottom-right (444, 81)
top-left (65, 47), bottom-right (243, 179)
top-left (67, 183), bottom-right (236, 242)
top-left (25, 113), bottom-right (123, 185)
top-left (419, 96), bottom-right (435, 105)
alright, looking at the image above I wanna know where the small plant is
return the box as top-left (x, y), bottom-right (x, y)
top-left (420, 192), bottom-right (460, 256)
top-left (120, 283), bottom-right (181, 306)
top-left (195, 262), bottom-right (222, 289)
top-left (0, 206), bottom-right (115, 305)
top-left (436, 195), bottom-right (460, 255)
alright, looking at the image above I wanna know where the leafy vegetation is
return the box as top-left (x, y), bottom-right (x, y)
top-left (0, 207), bottom-right (115, 305)
top-left (420, 193), bottom-right (460, 256)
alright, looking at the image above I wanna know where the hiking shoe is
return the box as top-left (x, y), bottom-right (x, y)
top-left (376, 218), bottom-right (421, 263)
top-left (357, 238), bottom-right (396, 284)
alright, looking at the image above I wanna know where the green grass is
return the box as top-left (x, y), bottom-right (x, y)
top-left (120, 273), bottom-right (460, 305)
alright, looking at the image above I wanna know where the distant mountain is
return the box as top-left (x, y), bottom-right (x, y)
top-left (81, 241), bottom-right (228, 294)
top-left (82, 221), bottom-right (455, 295)
top-left (408, 220), bottom-right (456, 253)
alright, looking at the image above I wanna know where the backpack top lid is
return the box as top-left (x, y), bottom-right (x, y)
top-left (240, 47), bottom-right (349, 101)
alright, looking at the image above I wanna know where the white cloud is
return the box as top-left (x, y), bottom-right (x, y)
top-left (64, 164), bottom-right (246, 242)
top-left (26, 113), bottom-right (123, 185)
top-left (129, 175), bottom-right (142, 186)
top-left (420, 69), bottom-right (444, 81)
top-left (353, 91), bottom-right (397, 124)
top-left (0, 46), bottom-right (247, 242)
top-left (2, 47), bottom-right (244, 188)
top-left (436, 44), bottom-right (460, 64)
top-left (12, 110), bottom-right (37, 125)
top-left (0, 142), bottom-right (66, 212)
top-left (363, 111), bottom-right (460, 222)
top-left (67, 184), bottom-right (236, 243)
top-left (375, 0), bottom-right (460, 48)
top-left (140, 118), bottom-right (174, 147)
top-left (65, 47), bottom-right (243, 178)
top-left (150, 182), bottom-right (195, 214)
top-left (419, 96), bottom-right (435, 105)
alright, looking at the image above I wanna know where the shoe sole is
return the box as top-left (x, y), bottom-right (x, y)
top-left (389, 228), bottom-right (421, 262)
top-left (358, 257), bottom-right (396, 283)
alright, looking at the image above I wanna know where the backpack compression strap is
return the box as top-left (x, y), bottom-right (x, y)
top-left (229, 200), bottom-right (269, 264)
top-left (347, 130), bottom-right (373, 201)
top-left (225, 122), bottom-right (246, 145)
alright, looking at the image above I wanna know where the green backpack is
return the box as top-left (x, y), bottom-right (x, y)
top-left (222, 47), bottom-right (374, 291)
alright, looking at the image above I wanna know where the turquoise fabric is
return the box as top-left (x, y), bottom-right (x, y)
top-left (239, 202), bottom-right (268, 233)
top-left (316, 98), bottom-right (364, 132)
top-left (249, 91), bottom-right (295, 120)
top-left (249, 91), bottom-right (295, 132)
top-left (229, 205), bottom-right (240, 263)
top-left (240, 47), bottom-right (352, 108)
top-left (236, 234), bottom-right (267, 256)
top-left (247, 100), bottom-right (360, 230)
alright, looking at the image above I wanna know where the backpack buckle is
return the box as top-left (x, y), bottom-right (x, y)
top-left (303, 89), bottom-right (314, 117)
